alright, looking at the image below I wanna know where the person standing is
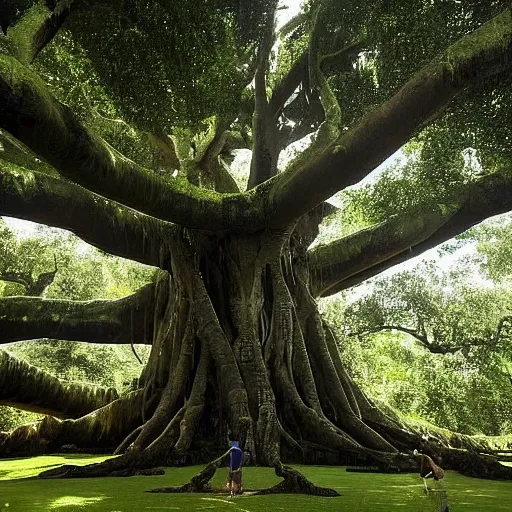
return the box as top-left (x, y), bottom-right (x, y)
top-left (227, 441), bottom-right (244, 496)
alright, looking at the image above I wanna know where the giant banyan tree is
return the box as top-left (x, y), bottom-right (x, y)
top-left (1, 0), bottom-right (512, 482)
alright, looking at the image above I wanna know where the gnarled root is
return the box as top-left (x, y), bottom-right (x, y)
top-left (147, 458), bottom-right (340, 496)
top-left (147, 450), bottom-right (229, 493)
top-left (255, 463), bottom-right (340, 496)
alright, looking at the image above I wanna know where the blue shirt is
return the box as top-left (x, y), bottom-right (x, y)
top-left (229, 442), bottom-right (243, 471)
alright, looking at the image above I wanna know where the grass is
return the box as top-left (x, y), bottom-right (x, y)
top-left (0, 455), bottom-right (511, 511)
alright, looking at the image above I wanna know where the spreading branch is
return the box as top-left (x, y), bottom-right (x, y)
top-left (0, 281), bottom-right (158, 345)
top-left (267, 9), bottom-right (512, 226)
top-left (0, 53), bottom-right (265, 232)
top-left (0, 164), bottom-right (173, 268)
top-left (310, 167), bottom-right (512, 296)
top-left (349, 316), bottom-right (512, 355)
top-left (0, 349), bottom-right (118, 418)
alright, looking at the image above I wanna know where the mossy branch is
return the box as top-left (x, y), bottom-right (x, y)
top-left (0, 281), bottom-right (157, 344)
top-left (309, 167), bottom-right (512, 297)
top-left (247, 1), bottom-right (280, 190)
top-left (0, 163), bottom-right (173, 268)
top-left (0, 349), bottom-right (118, 418)
top-left (283, 5), bottom-right (342, 176)
top-left (0, 52), bottom-right (265, 232)
top-left (5, 0), bottom-right (76, 64)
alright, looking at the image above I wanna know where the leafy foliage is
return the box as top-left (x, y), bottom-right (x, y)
top-left (322, 251), bottom-right (512, 435)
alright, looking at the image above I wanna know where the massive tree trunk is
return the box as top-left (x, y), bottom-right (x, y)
top-left (2, 225), bottom-right (511, 482)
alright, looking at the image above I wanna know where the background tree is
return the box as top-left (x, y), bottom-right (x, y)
top-left (325, 251), bottom-right (512, 436)
top-left (0, 0), bottom-right (512, 482)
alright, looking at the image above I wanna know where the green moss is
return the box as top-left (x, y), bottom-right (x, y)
top-left (445, 9), bottom-right (512, 70)
top-left (0, 53), bottom-right (66, 135)
top-left (6, 1), bottom-right (50, 63)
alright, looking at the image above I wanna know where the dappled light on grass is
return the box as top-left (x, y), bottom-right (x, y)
top-left (48, 495), bottom-right (107, 509)
top-left (0, 455), bottom-right (114, 480)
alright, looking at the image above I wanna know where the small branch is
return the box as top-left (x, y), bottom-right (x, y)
top-left (350, 325), bottom-right (429, 346)
top-left (0, 281), bottom-right (159, 345)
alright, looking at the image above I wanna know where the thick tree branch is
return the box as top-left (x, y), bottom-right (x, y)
top-left (5, 0), bottom-right (79, 64)
top-left (0, 281), bottom-right (157, 345)
top-left (0, 164), bottom-right (173, 267)
top-left (309, 209), bottom-right (451, 297)
top-left (268, 9), bottom-right (512, 226)
top-left (0, 349), bottom-right (118, 418)
top-left (0, 53), bottom-right (265, 232)
top-left (310, 167), bottom-right (512, 296)
top-left (247, 2), bottom-right (280, 190)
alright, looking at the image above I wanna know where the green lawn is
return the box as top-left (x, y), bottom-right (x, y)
top-left (0, 455), bottom-right (511, 511)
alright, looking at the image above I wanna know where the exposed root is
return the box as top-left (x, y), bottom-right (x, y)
top-left (147, 458), bottom-right (340, 497)
top-left (255, 463), bottom-right (340, 496)
top-left (147, 450), bottom-right (230, 493)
